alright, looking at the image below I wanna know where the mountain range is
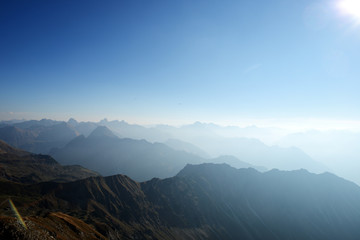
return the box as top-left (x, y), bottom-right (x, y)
top-left (277, 129), bottom-right (360, 185)
top-left (0, 140), bottom-right (99, 184)
top-left (50, 126), bottom-right (203, 181)
top-left (0, 121), bottom-right (79, 154)
top-left (0, 118), bottom-right (327, 175)
top-left (1, 119), bottom-right (360, 239)
top-left (65, 119), bottom-right (330, 173)
top-left (1, 163), bottom-right (360, 239)
top-left (50, 126), bottom-right (268, 181)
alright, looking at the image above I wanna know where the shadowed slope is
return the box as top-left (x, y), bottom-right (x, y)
top-left (0, 120), bottom-right (80, 154)
top-left (0, 140), bottom-right (99, 184)
top-left (1, 163), bottom-right (360, 239)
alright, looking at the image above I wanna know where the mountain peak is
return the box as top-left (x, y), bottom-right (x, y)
top-left (99, 118), bottom-right (108, 124)
top-left (88, 126), bottom-right (118, 139)
top-left (176, 163), bottom-right (261, 182)
top-left (67, 118), bottom-right (78, 126)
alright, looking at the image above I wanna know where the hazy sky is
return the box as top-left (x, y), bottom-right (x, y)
top-left (1, 0), bottom-right (360, 128)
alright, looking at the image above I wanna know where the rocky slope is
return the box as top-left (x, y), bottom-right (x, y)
top-left (1, 163), bottom-right (360, 239)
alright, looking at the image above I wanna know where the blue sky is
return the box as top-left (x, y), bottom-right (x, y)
top-left (1, 0), bottom-right (360, 128)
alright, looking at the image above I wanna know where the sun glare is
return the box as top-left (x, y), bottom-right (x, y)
top-left (338, 0), bottom-right (360, 20)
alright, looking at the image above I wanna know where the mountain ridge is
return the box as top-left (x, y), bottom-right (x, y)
top-left (0, 140), bottom-right (99, 184)
top-left (1, 163), bottom-right (360, 239)
top-left (51, 127), bottom-right (267, 181)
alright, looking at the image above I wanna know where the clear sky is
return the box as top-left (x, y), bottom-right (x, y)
top-left (1, 0), bottom-right (360, 128)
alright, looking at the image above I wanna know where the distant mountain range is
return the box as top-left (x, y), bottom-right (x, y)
top-left (68, 119), bottom-right (329, 173)
top-left (51, 126), bottom-right (263, 181)
top-left (188, 136), bottom-right (327, 173)
top-left (1, 163), bottom-right (360, 239)
top-left (0, 140), bottom-right (99, 184)
top-left (0, 118), bottom-right (327, 175)
top-left (50, 126), bottom-right (204, 181)
top-left (277, 130), bottom-right (360, 185)
top-left (0, 121), bottom-right (79, 154)
top-left (0, 118), bottom-right (359, 239)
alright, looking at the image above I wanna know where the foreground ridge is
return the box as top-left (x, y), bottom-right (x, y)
top-left (1, 163), bottom-right (360, 239)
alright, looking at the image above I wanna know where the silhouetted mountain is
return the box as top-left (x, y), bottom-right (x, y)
top-left (0, 119), bottom-right (26, 127)
top-left (186, 136), bottom-right (327, 173)
top-left (0, 140), bottom-right (99, 184)
top-left (88, 126), bottom-right (118, 139)
top-left (51, 127), bottom-right (266, 181)
top-left (106, 120), bottom-right (326, 173)
top-left (0, 118), bottom-right (329, 174)
top-left (67, 119), bottom-right (98, 136)
top-left (98, 119), bottom-right (171, 142)
top-left (278, 130), bottom-right (360, 185)
top-left (36, 122), bottom-right (77, 141)
top-left (51, 126), bottom-right (204, 181)
top-left (1, 163), bottom-right (360, 239)
top-left (67, 118), bottom-right (79, 126)
top-left (0, 126), bottom-right (36, 148)
top-left (0, 121), bottom-right (79, 154)
top-left (13, 119), bottom-right (61, 129)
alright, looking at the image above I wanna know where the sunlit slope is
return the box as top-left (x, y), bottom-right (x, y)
top-left (0, 212), bottom-right (106, 240)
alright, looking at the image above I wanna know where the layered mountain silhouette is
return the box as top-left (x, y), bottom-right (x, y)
top-left (74, 119), bottom-right (328, 173)
top-left (0, 118), bottom-right (328, 174)
top-left (50, 126), bottom-right (204, 181)
top-left (11, 119), bottom-right (62, 129)
top-left (88, 125), bottom-right (118, 139)
top-left (1, 118), bottom-right (359, 239)
top-left (278, 130), bottom-right (360, 185)
top-left (0, 120), bottom-right (79, 154)
top-left (51, 126), bottom-right (265, 181)
top-left (180, 136), bottom-right (327, 173)
top-left (0, 140), bottom-right (99, 184)
top-left (67, 118), bottom-right (99, 136)
top-left (1, 163), bottom-right (360, 239)
top-left (97, 118), bottom-right (171, 142)
top-left (0, 125), bottom-right (35, 149)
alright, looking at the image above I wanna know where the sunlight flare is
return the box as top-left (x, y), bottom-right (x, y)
top-left (9, 199), bottom-right (27, 229)
top-left (338, 0), bottom-right (360, 20)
